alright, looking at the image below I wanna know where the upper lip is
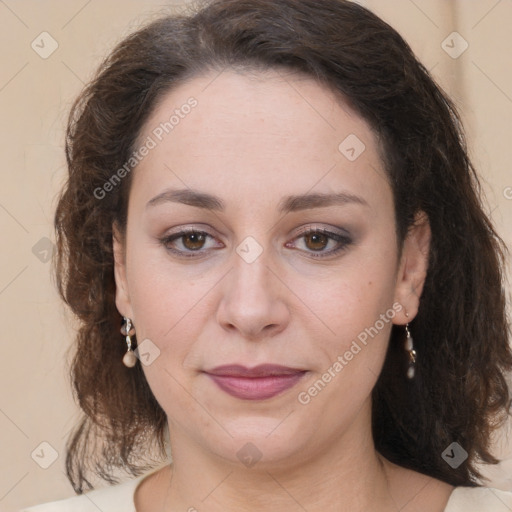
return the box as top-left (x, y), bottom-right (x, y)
top-left (205, 364), bottom-right (306, 377)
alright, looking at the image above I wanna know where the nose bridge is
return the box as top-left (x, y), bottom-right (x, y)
top-left (231, 236), bottom-right (274, 303)
top-left (216, 235), bottom-right (289, 338)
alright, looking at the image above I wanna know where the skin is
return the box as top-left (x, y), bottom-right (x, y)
top-left (113, 68), bottom-right (453, 511)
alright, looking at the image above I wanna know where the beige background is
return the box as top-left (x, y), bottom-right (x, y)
top-left (1, 1), bottom-right (511, 510)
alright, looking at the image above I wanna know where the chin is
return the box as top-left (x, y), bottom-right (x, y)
top-left (199, 415), bottom-right (316, 469)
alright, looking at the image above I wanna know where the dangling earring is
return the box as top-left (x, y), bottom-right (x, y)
top-left (404, 323), bottom-right (416, 379)
top-left (121, 317), bottom-right (137, 368)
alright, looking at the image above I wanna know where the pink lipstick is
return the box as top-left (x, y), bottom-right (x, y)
top-left (204, 364), bottom-right (307, 400)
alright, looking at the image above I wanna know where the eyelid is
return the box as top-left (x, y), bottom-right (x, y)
top-left (162, 225), bottom-right (223, 244)
top-left (292, 224), bottom-right (350, 238)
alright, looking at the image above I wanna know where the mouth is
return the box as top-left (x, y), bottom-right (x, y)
top-left (204, 364), bottom-right (308, 400)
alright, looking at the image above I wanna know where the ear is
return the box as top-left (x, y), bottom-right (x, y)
top-left (113, 222), bottom-right (134, 320)
top-left (393, 211), bottom-right (431, 324)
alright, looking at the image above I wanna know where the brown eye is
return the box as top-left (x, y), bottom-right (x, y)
top-left (161, 229), bottom-right (224, 258)
top-left (181, 232), bottom-right (206, 250)
top-left (304, 232), bottom-right (329, 251)
top-left (285, 227), bottom-right (353, 259)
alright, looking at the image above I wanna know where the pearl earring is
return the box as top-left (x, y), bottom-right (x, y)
top-left (121, 317), bottom-right (137, 368)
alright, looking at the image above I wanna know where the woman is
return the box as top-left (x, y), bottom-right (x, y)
top-left (23, 0), bottom-right (512, 510)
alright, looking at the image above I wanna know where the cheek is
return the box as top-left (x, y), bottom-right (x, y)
top-left (315, 253), bottom-right (398, 339)
top-left (125, 256), bottom-right (212, 412)
top-left (295, 278), bottom-right (398, 420)
top-left (303, 253), bottom-right (399, 393)
top-left (124, 245), bottom-right (211, 360)
top-left (125, 225), bottom-right (189, 308)
top-left (314, 282), bottom-right (395, 372)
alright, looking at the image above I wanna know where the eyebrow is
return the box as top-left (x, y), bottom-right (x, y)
top-left (146, 188), bottom-right (368, 213)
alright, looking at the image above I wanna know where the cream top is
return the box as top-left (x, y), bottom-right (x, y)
top-left (21, 471), bottom-right (512, 511)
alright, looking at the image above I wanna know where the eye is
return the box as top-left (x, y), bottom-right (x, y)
top-left (160, 228), bottom-right (222, 257)
top-left (286, 227), bottom-right (352, 258)
top-left (160, 225), bottom-right (352, 259)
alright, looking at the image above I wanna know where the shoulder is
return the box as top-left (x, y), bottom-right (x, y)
top-left (444, 486), bottom-right (512, 511)
top-left (20, 475), bottom-right (144, 512)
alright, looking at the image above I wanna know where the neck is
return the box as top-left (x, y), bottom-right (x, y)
top-left (160, 401), bottom-right (401, 512)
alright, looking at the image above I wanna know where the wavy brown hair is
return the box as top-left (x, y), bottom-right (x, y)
top-left (54, 0), bottom-right (512, 493)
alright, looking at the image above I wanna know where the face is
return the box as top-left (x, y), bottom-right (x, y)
top-left (114, 69), bottom-right (430, 469)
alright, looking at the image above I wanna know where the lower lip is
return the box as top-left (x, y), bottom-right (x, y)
top-left (206, 372), bottom-right (306, 400)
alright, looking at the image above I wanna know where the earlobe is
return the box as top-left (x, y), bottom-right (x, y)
top-left (393, 211), bottom-right (431, 324)
top-left (112, 223), bottom-right (133, 319)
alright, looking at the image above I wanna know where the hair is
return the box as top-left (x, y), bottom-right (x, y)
top-left (54, 0), bottom-right (512, 494)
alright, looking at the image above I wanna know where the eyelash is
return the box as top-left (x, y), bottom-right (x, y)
top-left (160, 226), bottom-right (352, 260)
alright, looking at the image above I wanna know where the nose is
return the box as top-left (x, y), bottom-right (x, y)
top-left (216, 247), bottom-right (290, 340)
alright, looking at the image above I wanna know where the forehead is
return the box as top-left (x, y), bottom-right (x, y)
top-left (132, 68), bottom-right (391, 211)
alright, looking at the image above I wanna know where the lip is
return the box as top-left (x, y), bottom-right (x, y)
top-left (204, 364), bottom-right (307, 400)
